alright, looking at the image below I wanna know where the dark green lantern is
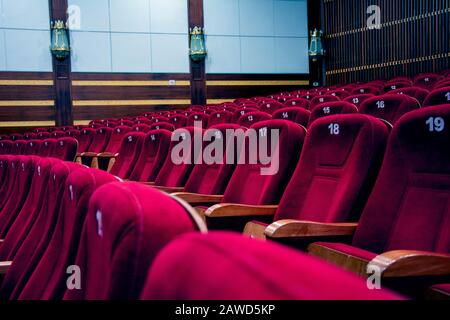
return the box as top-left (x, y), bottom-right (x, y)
top-left (189, 26), bottom-right (207, 62)
top-left (50, 20), bottom-right (70, 60)
top-left (308, 29), bottom-right (325, 62)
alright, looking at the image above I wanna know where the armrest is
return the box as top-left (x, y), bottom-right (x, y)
top-left (172, 192), bottom-right (224, 205)
top-left (205, 204), bottom-right (278, 232)
top-left (153, 186), bottom-right (185, 193)
top-left (265, 220), bottom-right (358, 239)
top-left (368, 250), bottom-right (450, 278)
top-left (0, 261), bottom-right (12, 275)
top-left (205, 204), bottom-right (278, 218)
top-left (80, 152), bottom-right (99, 157)
top-left (97, 152), bottom-right (118, 158)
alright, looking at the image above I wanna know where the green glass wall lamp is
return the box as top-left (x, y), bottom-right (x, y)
top-left (308, 28), bottom-right (325, 62)
top-left (50, 20), bottom-right (70, 60)
top-left (189, 26), bottom-right (207, 62)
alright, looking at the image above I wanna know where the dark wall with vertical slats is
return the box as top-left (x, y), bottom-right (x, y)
top-left (324, 0), bottom-right (450, 84)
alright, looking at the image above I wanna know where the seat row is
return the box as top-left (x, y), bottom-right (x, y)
top-left (0, 138), bottom-right (77, 161)
top-left (0, 156), bottom-right (405, 300)
top-left (1, 104), bottom-right (449, 299)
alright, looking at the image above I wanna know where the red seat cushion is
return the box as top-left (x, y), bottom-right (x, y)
top-left (141, 232), bottom-right (403, 300)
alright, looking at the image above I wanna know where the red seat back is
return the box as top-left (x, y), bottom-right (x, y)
top-left (389, 87), bottom-right (430, 105)
top-left (184, 124), bottom-right (243, 195)
top-left (22, 140), bottom-right (42, 155)
top-left (0, 141), bottom-right (13, 155)
top-left (128, 130), bottom-right (172, 182)
top-left (238, 111), bottom-right (272, 128)
top-left (187, 113), bottom-right (209, 128)
top-left (155, 127), bottom-right (203, 188)
top-left (208, 111), bottom-right (233, 128)
top-left (273, 107), bottom-right (310, 127)
top-left (103, 126), bottom-right (132, 154)
top-left (77, 128), bottom-right (96, 153)
top-left (352, 105), bottom-right (450, 254)
top-left (259, 101), bottom-right (284, 115)
top-left (222, 120), bottom-right (306, 205)
top-left (64, 182), bottom-right (205, 300)
top-left (343, 94), bottom-right (375, 108)
top-left (423, 87), bottom-right (450, 107)
top-left (14, 169), bottom-right (118, 300)
top-left (149, 122), bottom-right (175, 131)
top-left (52, 138), bottom-right (78, 161)
top-left (310, 95), bottom-right (340, 109)
top-left (360, 94), bottom-right (421, 125)
top-left (309, 101), bottom-right (359, 126)
top-left (109, 132), bottom-right (146, 179)
top-left (283, 98), bottom-right (310, 109)
top-left (276, 114), bottom-right (388, 223)
top-left (87, 128), bottom-right (113, 153)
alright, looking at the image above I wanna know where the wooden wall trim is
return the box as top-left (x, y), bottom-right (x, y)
top-left (188, 0), bottom-right (207, 105)
top-left (49, 0), bottom-right (74, 126)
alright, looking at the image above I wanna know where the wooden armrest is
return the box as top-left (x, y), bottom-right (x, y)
top-left (153, 186), bottom-right (185, 193)
top-left (97, 152), bottom-right (118, 158)
top-left (205, 204), bottom-right (278, 218)
top-left (265, 220), bottom-right (358, 239)
top-left (81, 152), bottom-right (99, 157)
top-left (368, 250), bottom-right (450, 278)
top-left (0, 261), bottom-right (12, 275)
top-left (172, 192), bottom-right (224, 205)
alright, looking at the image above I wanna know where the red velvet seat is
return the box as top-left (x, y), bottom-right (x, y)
top-left (343, 94), bottom-right (375, 108)
top-left (328, 89), bottom-right (350, 99)
top-left (5, 168), bottom-right (118, 300)
top-left (182, 124), bottom-right (243, 195)
top-left (283, 98), bottom-right (310, 109)
top-left (423, 87), bottom-right (450, 107)
top-left (308, 105), bottom-right (450, 294)
top-left (51, 138), bottom-right (78, 161)
top-left (118, 120), bottom-right (134, 127)
top-left (259, 101), bottom-right (285, 115)
top-left (141, 232), bottom-right (403, 300)
top-left (100, 126), bottom-right (131, 155)
top-left (0, 156), bottom-right (36, 237)
top-left (154, 127), bottom-right (203, 188)
top-left (0, 157), bottom-right (57, 261)
top-left (360, 94), bottom-right (420, 125)
top-left (231, 108), bottom-right (259, 123)
top-left (238, 111), bottom-right (272, 128)
top-left (37, 132), bottom-right (51, 140)
top-left (149, 122), bottom-right (175, 131)
top-left (76, 128), bottom-right (96, 154)
top-left (389, 87), bottom-right (430, 104)
top-left (209, 120), bottom-right (306, 211)
top-left (246, 114), bottom-right (388, 238)
top-left (131, 124), bottom-right (151, 133)
top-left (9, 134), bottom-right (23, 141)
top-left (0, 156), bottom-right (21, 209)
top-left (151, 116), bottom-right (170, 124)
top-left (109, 132), bottom-right (146, 179)
top-left (22, 140), bottom-right (42, 155)
top-left (0, 141), bottom-right (13, 155)
top-left (168, 115), bottom-right (188, 129)
top-left (383, 81), bottom-right (412, 92)
top-left (65, 129), bottom-right (80, 139)
top-left (128, 130), bottom-right (172, 182)
top-left (208, 111), bottom-right (233, 128)
top-left (350, 86), bottom-right (382, 95)
top-left (51, 131), bottom-right (65, 138)
top-left (0, 161), bottom-right (83, 299)
top-left (310, 95), bottom-right (340, 109)
top-left (272, 107), bottom-right (310, 127)
top-left (187, 113), bottom-right (209, 128)
top-left (39, 139), bottom-right (57, 157)
top-left (135, 118), bottom-right (152, 125)
top-left (309, 101), bottom-right (359, 126)
top-left (63, 182), bottom-right (205, 300)
top-left (10, 140), bottom-right (26, 155)
top-left (413, 73), bottom-right (443, 90)
top-left (23, 132), bottom-right (37, 140)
